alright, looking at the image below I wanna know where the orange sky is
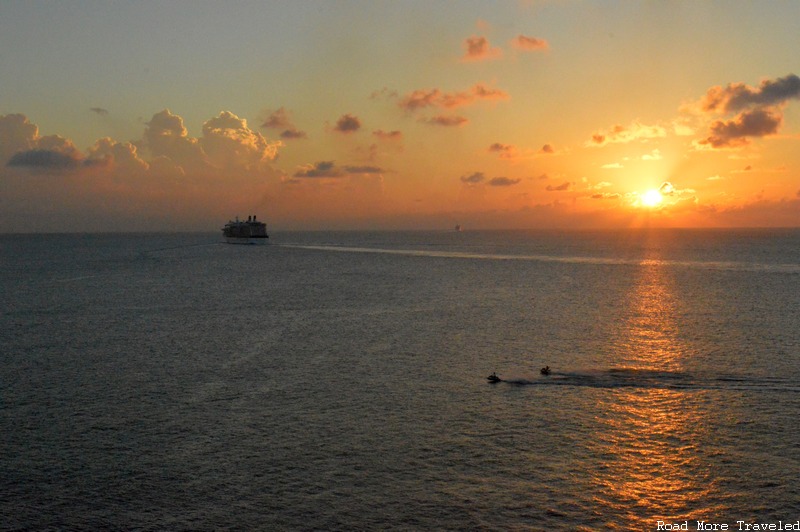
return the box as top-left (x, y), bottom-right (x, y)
top-left (1, 2), bottom-right (799, 232)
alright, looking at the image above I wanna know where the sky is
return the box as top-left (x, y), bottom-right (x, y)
top-left (1, 0), bottom-right (799, 232)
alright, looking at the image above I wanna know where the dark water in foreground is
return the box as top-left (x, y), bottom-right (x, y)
top-left (2, 229), bottom-right (799, 530)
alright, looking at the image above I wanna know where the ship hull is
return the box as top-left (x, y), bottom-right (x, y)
top-left (225, 236), bottom-right (269, 245)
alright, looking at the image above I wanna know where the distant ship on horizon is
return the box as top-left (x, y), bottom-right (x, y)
top-left (222, 215), bottom-right (269, 245)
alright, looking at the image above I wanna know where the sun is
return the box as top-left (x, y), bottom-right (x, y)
top-left (641, 189), bottom-right (663, 207)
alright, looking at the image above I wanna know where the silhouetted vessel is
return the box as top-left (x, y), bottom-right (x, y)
top-left (222, 215), bottom-right (269, 245)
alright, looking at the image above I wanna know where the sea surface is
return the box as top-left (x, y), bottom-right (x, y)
top-left (2, 229), bottom-right (799, 530)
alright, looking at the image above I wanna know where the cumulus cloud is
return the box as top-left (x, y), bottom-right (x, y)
top-left (261, 107), bottom-right (307, 140)
top-left (489, 176), bottom-right (521, 186)
top-left (591, 192), bottom-right (621, 200)
top-left (333, 113), bottom-right (361, 134)
top-left (539, 143), bottom-right (555, 154)
top-left (460, 171), bottom-right (486, 184)
top-left (7, 149), bottom-right (81, 170)
top-left (425, 115), bottom-right (468, 127)
top-left (546, 181), bottom-right (573, 192)
top-left (511, 35), bottom-right (549, 51)
top-left (698, 107), bottom-right (782, 149)
top-left (588, 121), bottom-right (667, 146)
top-left (462, 35), bottom-right (502, 61)
top-left (488, 142), bottom-right (518, 159)
top-left (85, 137), bottom-right (149, 173)
top-left (601, 163), bottom-right (623, 169)
top-left (0, 113), bottom-right (39, 163)
top-left (700, 74), bottom-right (800, 113)
top-left (2, 118), bottom-right (83, 172)
top-left (294, 160), bottom-right (345, 178)
top-left (399, 84), bottom-right (509, 112)
top-left (90, 107), bottom-right (109, 116)
top-left (293, 161), bottom-right (383, 178)
top-left (693, 74), bottom-right (799, 149)
top-left (143, 109), bottom-right (208, 169)
top-left (200, 111), bottom-right (281, 168)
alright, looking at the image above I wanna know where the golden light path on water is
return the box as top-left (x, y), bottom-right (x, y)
top-left (586, 241), bottom-right (725, 529)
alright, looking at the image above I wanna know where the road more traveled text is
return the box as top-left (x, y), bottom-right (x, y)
top-left (657, 521), bottom-right (800, 531)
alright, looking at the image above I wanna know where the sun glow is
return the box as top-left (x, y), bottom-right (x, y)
top-left (640, 189), bottom-right (663, 208)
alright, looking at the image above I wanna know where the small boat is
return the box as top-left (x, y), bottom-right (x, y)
top-left (487, 372), bottom-right (501, 383)
top-left (540, 366), bottom-right (551, 376)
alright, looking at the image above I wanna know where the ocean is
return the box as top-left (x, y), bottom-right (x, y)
top-left (2, 229), bottom-right (799, 530)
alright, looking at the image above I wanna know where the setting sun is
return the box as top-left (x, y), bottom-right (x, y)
top-left (641, 190), bottom-right (663, 208)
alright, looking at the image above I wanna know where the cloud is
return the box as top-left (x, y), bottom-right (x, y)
top-left (334, 113), bottom-right (361, 133)
top-left (460, 171), bottom-right (486, 184)
top-left (539, 143), bottom-right (555, 154)
top-left (511, 35), bottom-right (549, 51)
top-left (488, 142), bottom-right (518, 159)
top-left (4, 126), bottom-right (83, 171)
top-left (280, 129), bottom-right (307, 139)
top-left (591, 192), bottom-right (621, 200)
top-left (262, 107), bottom-right (307, 140)
top-left (398, 84), bottom-right (509, 112)
top-left (489, 176), bottom-right (521, 186)
top-left (425, 115), bottom-right (469, 127)
top-left (261, 107), bottom-right (292, 129)
top-left (370, 87), bottom-right (399, 100)
top-left (0, 113), bottom-right (39, 163)
top-left (641, 149), bottom-right (663, 161)
top-left (293, 161), bottom-right (383, 178)
top-left (294, 160), bottom-right (345, 178)
top-left (588, 121), bottom-right (667, 146)
top-left (546, 181), bottom-right (573, 191)
top-left (343, 165), bottom-right (383, 174)
top-left (700, 74), bottom-right (800, 113)
top-left (692, 74), bottom-right (799, 150)
top-left (659, 181), bottom-right (675, 195)
top-left (462, 35), bottom-right (502, 61)
top-left (601, 163), bottom-right (623, 169)
top-left (698, 107), bottom-right (782, 148)
top-left (200, 111), bottom-right (281, 169)
top-left (143, 109), bottom-right (208, 168)
top-left (7, 149), bottom-right (81, 170)
top-left (373, 130), bottom-right (403, 141)
top-left (90, 107), bottom-right (109, 116)
top-left (86, 137), bottom-right (149, 173)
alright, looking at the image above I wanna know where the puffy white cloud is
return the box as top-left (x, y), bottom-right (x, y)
top-left (86, 137), bottom-right (149, 173)
top-left (143, 109), bottom-right (208, 170)
top-left (0, 113), bottom-right (40, 164)
top-left (200, 111), bottom-right (281, 169)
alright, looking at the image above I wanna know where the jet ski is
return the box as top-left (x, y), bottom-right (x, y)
top-left (487, 372), bottom-right (502, 383)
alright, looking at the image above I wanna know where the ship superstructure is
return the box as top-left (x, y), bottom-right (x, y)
top-left (222, 215), bottom-right (269, 244)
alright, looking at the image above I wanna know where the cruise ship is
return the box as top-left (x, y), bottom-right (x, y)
top-left (222, 215), bottom-right (269, 245)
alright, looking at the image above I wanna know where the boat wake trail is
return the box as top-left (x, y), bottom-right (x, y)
top-left (498, 368), bottom-right (800, 392)
top-left (280, 244), bottom-right (800, 274)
